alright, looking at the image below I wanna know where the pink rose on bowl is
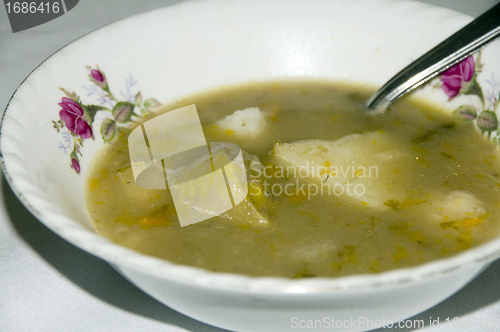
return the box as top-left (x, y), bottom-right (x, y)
top-left (441, 56), bottom-right (475, 98)
top-left (91, 69), bottom-right (104, 82)
top-left (58, 97), bottom-right (92, 139)
top-left (89, 68), bottom-right (108, 89)
top-left (70, 153), bottom-right (81, 173)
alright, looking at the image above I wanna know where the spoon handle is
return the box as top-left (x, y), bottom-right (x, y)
top-left (367, 2), bottom-right (500, 111)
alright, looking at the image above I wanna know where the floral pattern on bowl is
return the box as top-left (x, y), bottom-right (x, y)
top-left (54, 54), bottom-right (500, 174)
top-left (52, 66), bottom-right (160, 173)
top-left (429, 51), bottom-right (500, 140)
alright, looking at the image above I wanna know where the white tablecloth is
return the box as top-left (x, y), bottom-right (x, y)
top-left (1, 1), bottom-right (500, 331)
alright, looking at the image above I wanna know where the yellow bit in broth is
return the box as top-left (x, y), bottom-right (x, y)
top-left (85, 80), bottom-right (500, 278)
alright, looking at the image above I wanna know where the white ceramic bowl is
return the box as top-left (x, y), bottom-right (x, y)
top-left (3, 0), bottom-right (500, 331)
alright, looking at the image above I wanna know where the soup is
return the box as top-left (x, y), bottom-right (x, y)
top-left (85, 81), bottom-right (500, 278)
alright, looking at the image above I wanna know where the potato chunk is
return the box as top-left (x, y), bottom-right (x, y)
top-left (270, 131), bottom-right (409, 209)
top-left (426, 190), bottom-right (487, 232)
top-left (214, 146), bottom-right (273, 229)
top-left (166, 142), bottom-right (273, 228)
top-left (114, 143), bottom-right (272, 229)
top-left (216, 107), bottom-right (265, 137)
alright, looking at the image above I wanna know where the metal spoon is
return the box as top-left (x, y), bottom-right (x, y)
top-left (367, 2), bottom-right (500, 111)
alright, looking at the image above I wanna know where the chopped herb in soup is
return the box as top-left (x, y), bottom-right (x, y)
top-left (85, 81), bottom-right (500, 278)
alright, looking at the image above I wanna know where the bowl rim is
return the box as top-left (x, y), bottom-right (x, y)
top-left (2, 0), bottom-right (500, 294)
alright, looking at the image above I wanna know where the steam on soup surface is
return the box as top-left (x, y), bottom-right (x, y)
top-left (85, 81), bottom-right (500, 278)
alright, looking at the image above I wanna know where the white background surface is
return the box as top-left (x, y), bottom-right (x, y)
top-left (1, 0), bottom-right (500, 331)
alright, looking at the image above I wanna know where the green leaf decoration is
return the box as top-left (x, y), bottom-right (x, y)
top-left (477, 110), bottom-right (498, 133)
top-left (134, 92), bottom-right (143, 107)
top-left (453, 105), bottom-right (477, 121)
top-left (462, 76), bottom-right (485, 108)
top-left (112, 102), bottom-right (135, 123)
top-left (475, 50), bottom-right (484, 73)
top-left (83, 104), bottom-right (109, 124)
top-left (141, 107), bottom-right (150, 115)
top-left (143, 98), bottom-right (161, 109)
top-left (70, 147), bottom-right (79, 161)
top-left (103, 86), bottom-right (112, 95)
top-left (100, 119), bottom-right (117, 142)
top-left (495, 90), bottom-right (500, 112)
top-left (59, 87), bottom-right (79, 102)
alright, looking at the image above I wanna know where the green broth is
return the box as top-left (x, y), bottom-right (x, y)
top-left (85, 80), bottom-right (500, 278)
